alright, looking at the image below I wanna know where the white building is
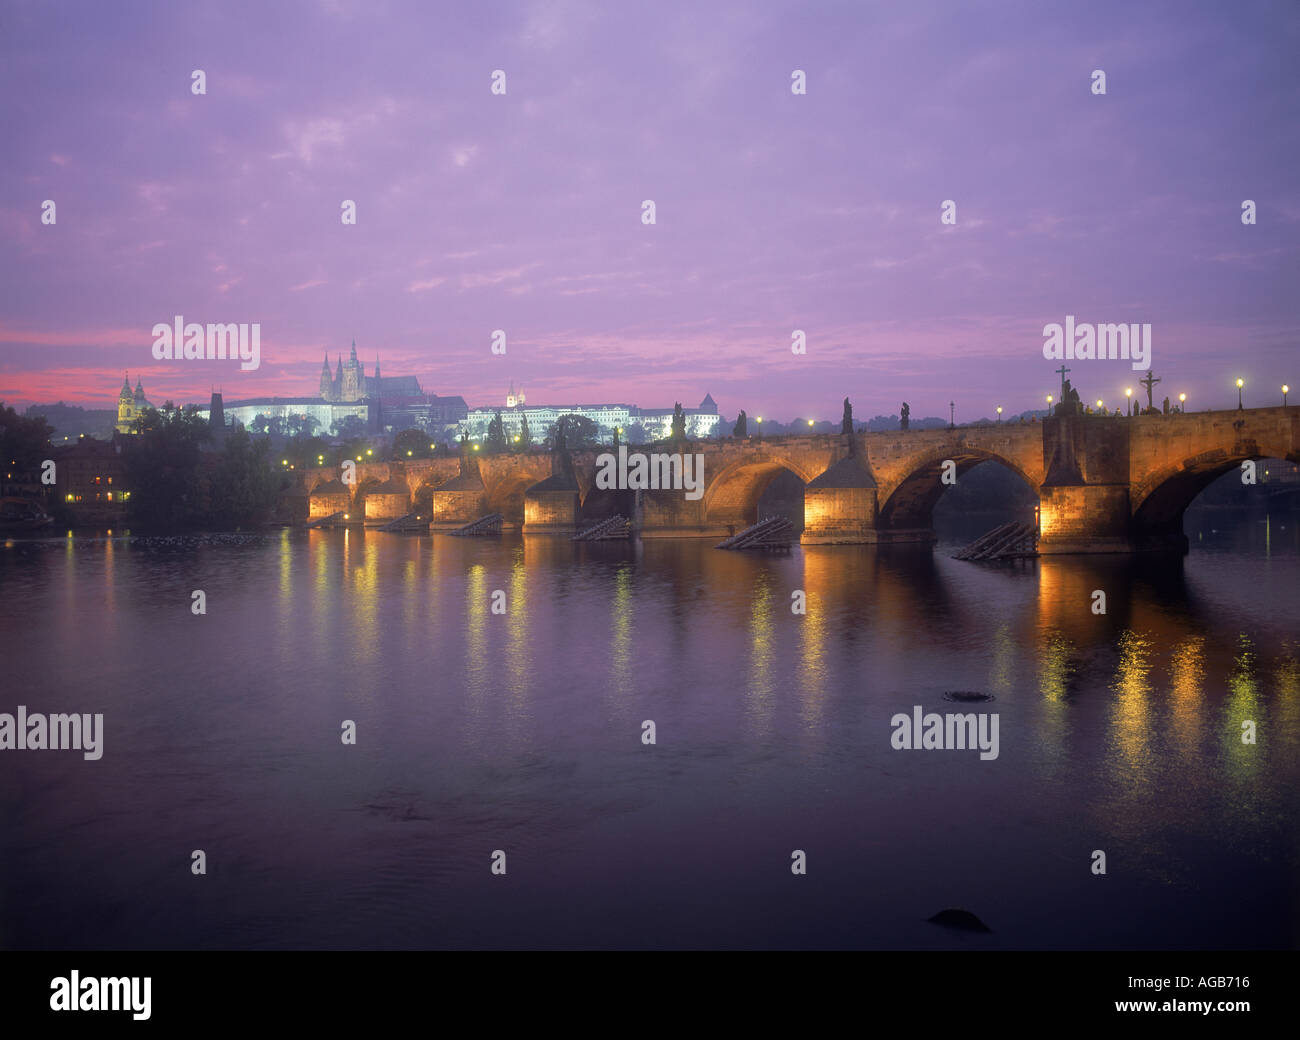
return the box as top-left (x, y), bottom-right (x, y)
top-left (460, 391), bottom-right (720, 444)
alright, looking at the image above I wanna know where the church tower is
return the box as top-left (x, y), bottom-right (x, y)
top-left (342, 339), bottom-right (362, 401)
top-left (115, 374), bottom-right (135, 433)
top-left (320, 354), bottom-right (333, 401)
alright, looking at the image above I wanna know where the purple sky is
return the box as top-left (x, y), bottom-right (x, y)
top-left (2, 0), bottom-right (1297, 421)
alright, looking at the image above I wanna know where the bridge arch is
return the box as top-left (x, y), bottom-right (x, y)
top-left (703, 453), bottom-right (821, 529)
top-left (1132, 442), bottom-right (1298, 534)
top-left (484, 472), bottom-right (540, 524)
top-left (876, 447), bottom-right (1039, 531)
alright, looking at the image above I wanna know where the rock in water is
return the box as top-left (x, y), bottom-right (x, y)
top-left (927, 908), bottom-right (992, 933)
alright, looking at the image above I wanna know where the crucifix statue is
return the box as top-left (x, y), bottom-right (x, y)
top-left (1055, 364), bottom-right (1071, 400)
top-left (1140, 371), bottom-right (1161, 412)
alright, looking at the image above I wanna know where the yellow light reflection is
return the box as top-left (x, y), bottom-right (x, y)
top-left (1109, 629), bottom-right (1154, 783)
top-left (1166, 635), bottom-right (1206, 752)
top-left (746, 574), bottom-right (775, 737)
top-left (1224, 633), bottom-right (1260, 782)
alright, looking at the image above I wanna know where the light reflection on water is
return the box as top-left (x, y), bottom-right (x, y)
top-left (0, 513), bottom-right (1296, 950)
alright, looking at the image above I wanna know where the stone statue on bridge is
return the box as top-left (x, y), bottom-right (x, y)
top-left (900, 402), bottom-right (910, 431)
top-left (1055, 378), bottom-right (1083, 416)
top-left (841, 398), bottom-right (853, 435)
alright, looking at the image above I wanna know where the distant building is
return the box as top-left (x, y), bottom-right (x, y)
top-left (460, 390), bottom-right (721, 444)
top-left (54, 436), bottom-right (129, 524)
top-left (195, 340), bottom-right (467, 437)
top-left (114, 374), bottom-right (152, 433)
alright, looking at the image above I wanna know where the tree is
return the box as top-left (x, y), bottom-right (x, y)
top-left (340, 437), bottom-right (369, 464)
top-left (0, 402), bottom-right (53, 474)
top-left (123, 405), bottom-right (212, 529)
top-left (288, 435), bottom-right (332, 468)
top-left (486, 411), bottom-right (508, 453)
top-left (733, 410), bottom-right (748, 439)
top-left (670, 402), bottom-right (686, 441)
top-left (551, 413), bottom-right (598, 449)
top-left (208, 428), bottom-right (279, 529)
top-left (393, 428), bottom-right (432, 458)
top-left (518, 412), bottom-right (531, 449)
top-left (332, 414), bottom-right (367, 439)
top-left (286, 414), bottom-right (319, 439)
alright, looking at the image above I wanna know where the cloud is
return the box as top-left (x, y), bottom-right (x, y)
top-left (407, 276), bottom-right (447, 293)
top-left (276, 117), bottom-right (345, 163)
top-left (458, 263), bottom-right (541, 290)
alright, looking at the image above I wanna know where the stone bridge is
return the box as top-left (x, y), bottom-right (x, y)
top-left (290, 406), bottom-right (1299, 553)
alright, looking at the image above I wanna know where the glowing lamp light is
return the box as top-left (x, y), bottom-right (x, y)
top-left (1236, 378), bottom-right (1244, 388)
top-left (807, 419), bottom-right (814, 427)
top-left (407, 451), bottom-right (413, 456)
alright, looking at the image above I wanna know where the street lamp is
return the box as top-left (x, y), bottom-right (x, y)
top-left (1125, 387), bottom-right (1133, 416)
top-left (1283, 384), bottom-right (1289, 407)
top-left (1237, 378), bottom-right (1244, 409)
top-left (996, 406), bottom-right (1003, 422)
top-left (1046, 394), bottom-right (1053, 419)
top-left (1178, 392), bottom-right (1186, 413)
top-left (807, 419), bottom-right (814, 427)
top-left (949, 401), bottom-right (955, 428)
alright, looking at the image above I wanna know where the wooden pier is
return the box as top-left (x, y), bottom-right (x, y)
top-left (952, 520), bottom-right (1039, 561)
top-left (377, 512), bottom-right (430, 533)
top-left (572, 515), bottom-right (632, 541)
top-left (447, 513), bottom-right (504, 537)
top-left (716, 515), bottom-right (795, 553)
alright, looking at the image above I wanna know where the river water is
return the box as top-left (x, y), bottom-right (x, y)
top-left (1, 510), bottom-right (1297, 949)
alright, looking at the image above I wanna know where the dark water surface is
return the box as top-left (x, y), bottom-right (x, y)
top-left (1, 512), bottom-right (1297, 949)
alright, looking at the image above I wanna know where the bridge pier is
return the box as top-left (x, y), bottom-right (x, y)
top-left (523, 486), bottom-right (580, 532)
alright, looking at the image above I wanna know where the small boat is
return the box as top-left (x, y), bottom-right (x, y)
top-left (0, 497), bottom-right (54, 530)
